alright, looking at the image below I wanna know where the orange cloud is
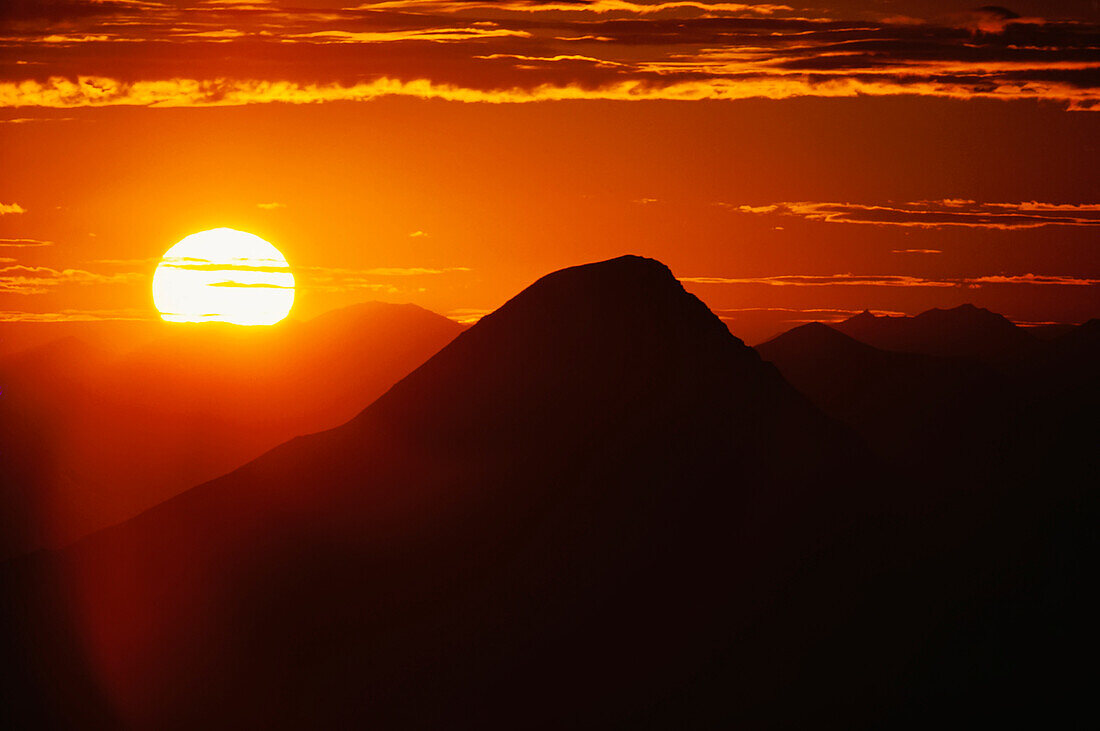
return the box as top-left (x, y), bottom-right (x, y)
top-left (682, 274), bottom-right (960, 288)
top-left (0, 238), bottom-right (53, 247)
top-left (0, 264), bottom-right (146, 294)
top-left (295, 264), bottom-right (471, 293)
top-left (447, 307), bottom-right (492, 325)
top-left (2, 1), bottom-right (1097, 110)
top-left (0, 117), bottom-right (75, 124)
top-left (682, 273), bottom-right (1100, 288)
top-left (5, 74), bottom-right (1096, 109)
top-left (352, 1), bottom-right (792, 15)
top-left (0, 308), bottom-right (152, 322)
top-left (0, 202), bottom-right (26, 215)
top-left (727, 200), bottom-right (1100, 229)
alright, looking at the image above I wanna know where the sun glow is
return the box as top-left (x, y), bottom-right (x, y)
top-left (152, 228), bottom-right (295, 326)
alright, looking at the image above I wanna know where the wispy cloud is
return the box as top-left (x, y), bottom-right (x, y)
top-left (0, 238), bottom-right (53, 247)
top-left (0, 116), bottom-right (75, 124)
top-left (447, 307), bottom-right (493, 325)
top-left (206, 280), bottom-right (293, 288)
top-left (716, 306), bottom-right (909, 326)
top-left (684, 274), bottom-right (959, 288)
top-left (0, 308), bottom-right (152, 322)
top-left (0, 2), bottom-right (1097, 109)
top-left (683, 272), bottom-right (1100, 288)
top-left (92, 257), bottom-right (158, 265)
top-left (296, 264), bottom-right (471, 293)
top-left (256, 201), bottom-right (285, 210)
top-left (724, 200), bottom-right (1100, 229)
top-left (0, 203), bottom-right (26, 215)
top-left (0, 264), bottom-right (146, 294)
top-left (363, 266), bottom-right (470, 276)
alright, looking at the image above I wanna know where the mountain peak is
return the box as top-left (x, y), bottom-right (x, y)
top-left (920, 303), bottom-right (1006, 323)
top-left (496, 255), bottom-right (681, 313)
top-left (836, 302), bottom-right (1035, 360)
top-left (757, 322), bottom-right (880, 364)
top-left (470, 254), bottom-right (737, 350)
top-left (357, 255), bottom-right (774, 450)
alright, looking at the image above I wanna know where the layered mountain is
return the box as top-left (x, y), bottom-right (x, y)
top-left (0, 302), bottom-right (461, 554)
top-left (756, 322), bottom-right (1011, 469)
top-left (5, 256), bottom-right (884, 729)
top-left (835, 304), bottom-right (1038, 361)
top-left (3, 258), bottom-right (1093, 729)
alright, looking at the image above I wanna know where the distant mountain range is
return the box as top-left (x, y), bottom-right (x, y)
top-left (2, 259), bottom-right (1096, 728)
top-left (0, 302), bottom-right (461, 554)
top-left (833, 304), bottom-right (1042, 360)
top-left (761, 304), bottom-right (1097, 478)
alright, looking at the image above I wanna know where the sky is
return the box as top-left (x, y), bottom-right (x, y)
top-left (1, 0), bottom-right (1098, 343)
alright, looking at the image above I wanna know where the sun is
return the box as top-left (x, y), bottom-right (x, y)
top-left (152, 228), bottom-right (295, 326)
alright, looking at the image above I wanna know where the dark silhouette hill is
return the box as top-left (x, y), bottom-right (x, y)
top-left (835, 304), bottom-right (1038, 361)
top-left (4, 256), bottom-right (881, 728)
top-left (2, 258), bottom-right (1094, 729)
top-left (0, 302), bottom-right (461, 554)
top-left (756, 322), bottom-right (1012, 469)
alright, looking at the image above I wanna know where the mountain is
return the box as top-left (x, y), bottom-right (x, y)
top-left (4, 256), bottom-right (883, 728)
top-left (0, 302), bottom-right (462, 554)
top-left (835, 304), bottom-right (1038, 361)
top-left (756, 322), bottom-right (1011, 469)
top-left (3, 258), bottom-right (1093, 728)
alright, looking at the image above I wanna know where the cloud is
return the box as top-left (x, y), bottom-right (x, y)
top-left (294, 264), bottom-right (470, 293)
top-left (0, 308), bottom-right (152, 322)
top-left (725, 200), bottom-right (1100, 229)
top-left (715, 306), bottom-right (909, 326)
top-left (409, 230), bottom-right (428, 237)
top-left (351, 1), bottom-right (792, 15)
top-left (967, 273), bottom-right (1100, 286)
top-left (682, 272), bottom-right (1100, 288)
top-left (892, 249), bottom-right (943, 254)
top-left (683, 274), bottom-right (960, 288)
top-left (0, 203), bottom-right (26, 215)
top-left (0, 264), bottom-right (146, 294)
top-left (256, 201), bottom-right (285, 210)
top-left (92, 257), bottom-right (157, 265)
top-left (447, 307), bottom-right (493, 325)
top-left (0, 237), bottom-right (53, 247)
top-left (207, 280), bottom-right (293, 288)
top-left (362, 266), bottom-right (470, 276)
top-left (159, 258), bottom-right (291, 273)
top-left (0, 2), bottom-right (1097, 109)
top-left (0, 116), bottom-right (75, 123)
top-left (285, 28), bottom-right (533, 44)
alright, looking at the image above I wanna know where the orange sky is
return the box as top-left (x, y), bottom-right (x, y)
top-left (1, 0), bottom-right (1098, 342)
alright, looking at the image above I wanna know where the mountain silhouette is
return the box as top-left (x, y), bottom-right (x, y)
top-left (835, 304), bottom-right (1037, 361)
top-left (756, 322), bottom-right (1011, 469)
top-left (0, 302), bottom-right (461, 554)
top-left (2, 258), bottom-right (1094, 729)
top-left (4, 256), bottom-right (884, 728)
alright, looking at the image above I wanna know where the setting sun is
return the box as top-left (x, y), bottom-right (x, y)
top-left (151, 228), bottom-right (295, 326)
